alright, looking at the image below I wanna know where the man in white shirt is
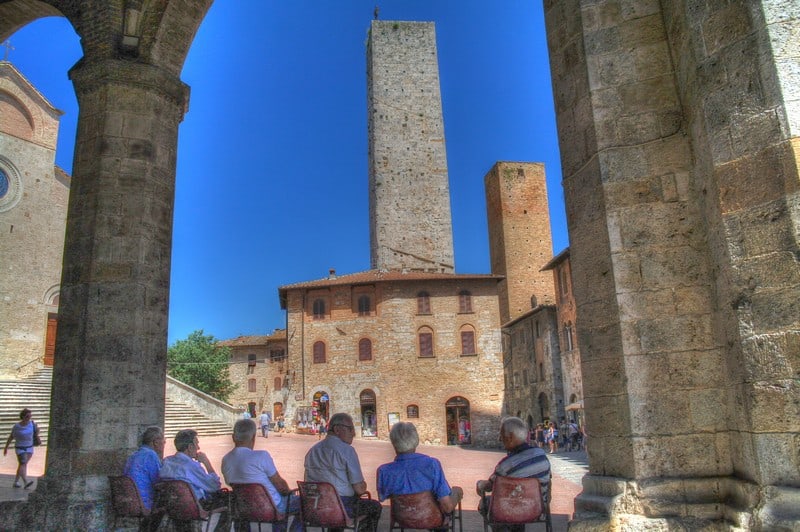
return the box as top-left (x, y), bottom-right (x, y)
top-left (159, 429), bottom-right (229, 531)
top-left (304, 413), bottom-right (382, 531)
top-left (259, 410), bottom-right (272, 438)
top-left (222, 419), bottom-right (300, 531)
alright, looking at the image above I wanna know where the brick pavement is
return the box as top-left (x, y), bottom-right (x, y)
top-left (1, 432), bottom-right (587, 530)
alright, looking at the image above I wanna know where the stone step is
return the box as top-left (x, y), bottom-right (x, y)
top-left (0, 370), bottom-right (234, 445)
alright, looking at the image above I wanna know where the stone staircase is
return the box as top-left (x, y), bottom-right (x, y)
top-left (0, 367), bottom-right (233, 444)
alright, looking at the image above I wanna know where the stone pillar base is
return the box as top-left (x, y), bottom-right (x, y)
top-left (17, 475), bottom-right (110, 530)
top-left (570, 474), bottom-right (800, 531)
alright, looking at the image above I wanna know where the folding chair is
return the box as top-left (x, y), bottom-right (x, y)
top-left (389, 490), bottom-right (462, 531)
top-left (297, 480), bottom-right (362, 531)
top-left (481, 476), bottom-right (551, 532)
top-left (230, 482), bottom-right (294, 532)
top-left (156, 479), bottom-right (228, 532)
top-left (108, 475), bottom-right (151, 529)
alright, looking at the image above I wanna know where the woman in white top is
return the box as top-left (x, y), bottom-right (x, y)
top-left (3, 408), bottom-right (38, 488)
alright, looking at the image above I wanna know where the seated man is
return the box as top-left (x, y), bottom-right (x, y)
top-left (476, 417), bottom-right (551, 532)
top-left (123, 426), bottom-right (166, 532)
top-left (159, 429), bottom-right (230, 532)
top-left (222, 419), bottom-right (301, 531)
top-left (304, 413), bottom-right (382, 532)
top-left (377, 422), bottom-right (463, 529)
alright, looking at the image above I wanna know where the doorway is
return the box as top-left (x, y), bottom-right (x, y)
top-left (445, 396), bottom-right (471, 445)
top-left (44, 313), bottom-right (57, 366)
top-left (313, 390), bottom-right (330, 424)
top-left (360, 389), bottom-right (377, 437)
top-left (273, 402), bottom-right (283, 420)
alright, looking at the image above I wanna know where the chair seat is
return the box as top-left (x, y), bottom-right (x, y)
top-left (481, 476), bottom-right (551, 532)
top-left (297, 481), bottom-right (360, 530)
top-left (390, 490), bottom-right (457, 531)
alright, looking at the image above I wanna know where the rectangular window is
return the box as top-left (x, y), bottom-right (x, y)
top-left (460, 331), bottom-right (476, 356)
top-left (248, 379), bottom-right (256, 393)
top-left (419, 333), bottom-right (433, 357)
top-left (270, 349), bottom-right (286, 362)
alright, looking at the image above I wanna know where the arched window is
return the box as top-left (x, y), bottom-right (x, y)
top-left (418, 327), bottom-right (434, 357)
top-left (358, 338), bottom-right (373, 361)
top-left (274, 377), bottom-right (282, 391)
top-left (417, 291), bottom-right (431, 314)
top-left (458, 290), bottom-right (472, 313)
top-left (564, 323), bottom-right (574, 351)
top-left (357, 295), bottom-right (371, 316)
top-left (313, 298), bottom-right (326, 320)
top-left (406, 404), bottom-right (419, 418)
top-left (313, 341), bottom-right (326, 363)
top-left (248, 378), bottom-right (257, 393)
top-left (460, 325), bottom-right (476, 356)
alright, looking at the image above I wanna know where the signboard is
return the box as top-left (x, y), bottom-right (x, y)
top-left (387, 412), bottom-right (400, 430)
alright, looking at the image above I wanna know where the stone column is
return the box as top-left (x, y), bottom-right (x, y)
top-left (28, 58), bottom-right (188, 529)
top-left (545, 0), bottom-right (799, 529)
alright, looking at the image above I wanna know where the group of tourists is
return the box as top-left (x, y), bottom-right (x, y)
top-left (530, 417), bottom-right (584, 453)
top-left (121, 413), bottom-right (552, 531)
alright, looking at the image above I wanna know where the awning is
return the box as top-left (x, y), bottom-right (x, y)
top-left (566, 400), bottom-right (584, 411)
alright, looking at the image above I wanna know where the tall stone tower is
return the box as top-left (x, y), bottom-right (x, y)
top-left (485, 162), bottom-right (555, 324)
top-left (367, 20), bottom-right (454, 273)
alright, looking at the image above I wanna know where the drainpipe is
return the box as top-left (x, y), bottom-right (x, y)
top-left (301, 290), bottom-right (306, 398)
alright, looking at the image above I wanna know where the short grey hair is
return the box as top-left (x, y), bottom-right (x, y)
top-left (174, 429), bottom-right (198, 452)
top-left (140, 426), bottom-right (163, 446)
top-left (500, 417), bottom-right (528, 441)
top-left (328, 413), bottom-right (352, 430)
top-left (233, 418), bottom-right (257, 443)
top-left (389, 422), bottom-right (419, 454)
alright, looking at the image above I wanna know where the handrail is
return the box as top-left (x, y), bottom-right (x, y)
top-left (15, 357), bottom-right (41, 371)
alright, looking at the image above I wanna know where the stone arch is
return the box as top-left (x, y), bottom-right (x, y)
top-left (0, 89), bottom-right (34, 140)
top-left (0, 2), bottom-right (795, 530)
top-left (43, 284), bottom-right (60, 307)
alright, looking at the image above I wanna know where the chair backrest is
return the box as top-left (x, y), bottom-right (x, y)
top-left (297, 481), bottom-right (349, 528)
top-left (230, 483), bottom-right (281, 523)
top-left (108, 475), bottom-right (149, 518)
top-left (488, 476), bottom-right (544, 524)
top-left (391, 491), bottom-right (445, 529)
top-left (156, 479), bottom-right (206, 521)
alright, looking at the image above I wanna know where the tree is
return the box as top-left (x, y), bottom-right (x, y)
top-left (167, 330), bottom-right (236, 402)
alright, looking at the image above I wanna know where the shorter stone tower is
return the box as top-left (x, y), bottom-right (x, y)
top-left (485, 162), bottom-right (555, 324)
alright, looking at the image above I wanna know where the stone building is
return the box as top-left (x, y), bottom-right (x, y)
top-left (501, 304), bottom-right (564, 426)
top-left (0, 61), bottom-right (68, 378)
top-left (279, 269), bottom-right (503, 446)
top-left (0, 2), bottom-right (796, 529)
top-left (541, 247), bottom-right (584, 423)
top-left (217, 329), bottom-right (288, 420)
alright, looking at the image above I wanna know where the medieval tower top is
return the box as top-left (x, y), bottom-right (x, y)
top-left (485, 162), bottom-right (555, 324)
top-left (367, 20), bottom-right (455, 273)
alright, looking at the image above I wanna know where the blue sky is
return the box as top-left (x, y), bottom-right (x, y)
top-left (8, 1), bottom-right (567, 345)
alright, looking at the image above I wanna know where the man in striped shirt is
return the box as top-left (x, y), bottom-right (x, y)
top-left (476, 417), bottom-right (551, 528)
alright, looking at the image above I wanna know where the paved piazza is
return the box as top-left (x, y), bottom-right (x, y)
top-left (1, 432), bottom-right (587, 530)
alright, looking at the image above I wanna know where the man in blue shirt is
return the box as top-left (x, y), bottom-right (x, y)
top-left (123, 426), bottom-right (165, 531)
top-left (377, 422), bottom-right (463, 526)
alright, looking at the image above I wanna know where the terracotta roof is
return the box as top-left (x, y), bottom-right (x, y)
top-left (217, 329), bottom-right (287, 347)
top-left (279, 269), bottom-right (503, 292)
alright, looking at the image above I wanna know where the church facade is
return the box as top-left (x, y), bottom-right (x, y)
top-left (0, 61), bottom-right (68, 378)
